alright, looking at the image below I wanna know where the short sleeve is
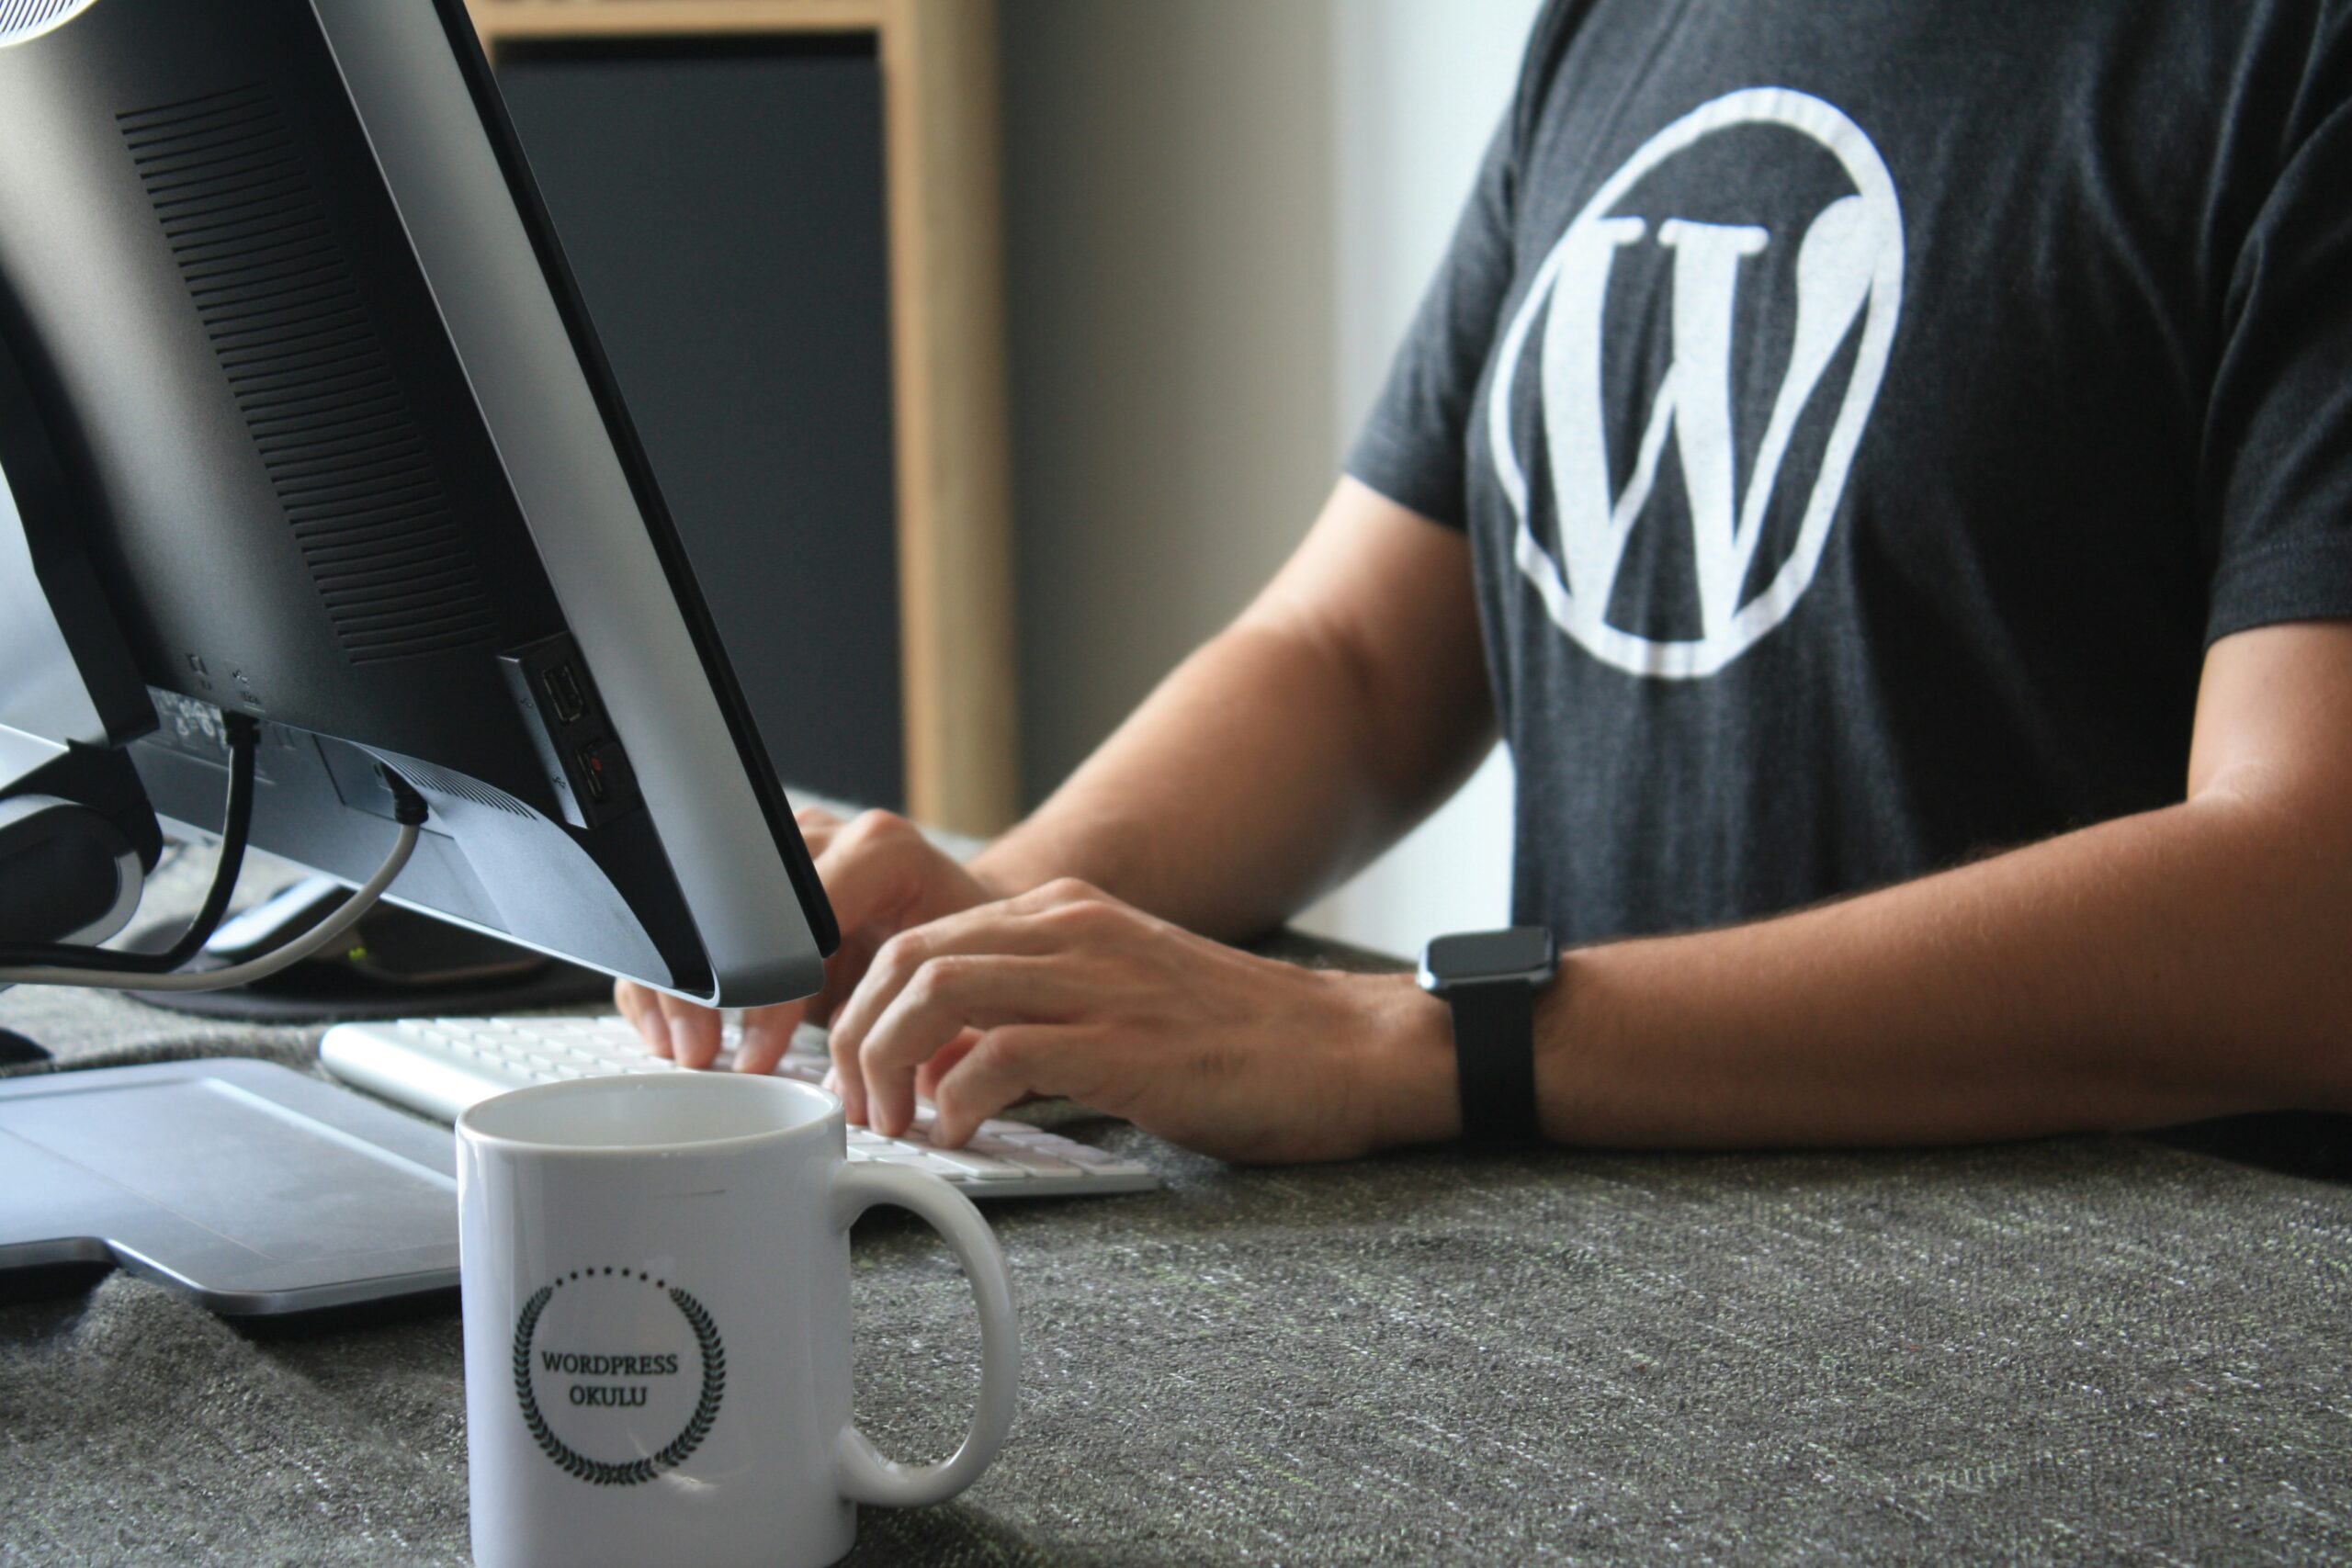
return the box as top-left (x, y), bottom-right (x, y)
top-left (2201, 42), bottom-right (2352, 645)
top-left (1342, 109), bottom-right (1521, 531)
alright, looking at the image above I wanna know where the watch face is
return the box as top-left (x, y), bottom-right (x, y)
top-left (1423, 926), bottom-right (1555, 986)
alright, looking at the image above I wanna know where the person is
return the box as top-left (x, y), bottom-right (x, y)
top-left (620, 0), bottom-right (2352, 1162)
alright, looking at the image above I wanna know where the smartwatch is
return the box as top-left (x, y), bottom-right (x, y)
top-left (1417, 926), bottom-right (1556, 1146)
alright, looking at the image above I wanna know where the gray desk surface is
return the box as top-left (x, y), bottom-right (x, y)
top-left (2, 863), bottom-right (2349, 1564)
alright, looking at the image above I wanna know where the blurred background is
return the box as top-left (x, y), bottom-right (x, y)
top-left (1001, 0), bottom-right (1540, 955)
top-left (483, 0), bottom-right (1542, 958)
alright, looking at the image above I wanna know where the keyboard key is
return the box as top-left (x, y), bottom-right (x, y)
top-left (999, 1147), bottom-right (1082, 1175)
top-left (873, 1144), bottom-right (965, 1178)
top-left (916, 1146), bottom-right (1027, 1180)
top-left (1057, 1143), bottom-right (1148, 1173)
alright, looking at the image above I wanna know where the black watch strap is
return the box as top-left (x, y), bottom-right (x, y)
top-left (1447, 979), bottom-right (1540, 1146)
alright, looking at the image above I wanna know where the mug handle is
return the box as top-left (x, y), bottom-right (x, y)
top-left (828, 1163), bottom-right (1021, 1507)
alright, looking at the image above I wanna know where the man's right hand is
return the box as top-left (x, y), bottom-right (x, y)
top-left (616, 481), bottom-right (1490, 1105)
top-left (614, 805), bottom-right (1007, 1080)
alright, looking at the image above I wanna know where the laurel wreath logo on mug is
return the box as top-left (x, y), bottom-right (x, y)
top-left (509, 1266), bottom-right (727, 1486)
top-left (458, 1072), bottom-right (1019, 1568)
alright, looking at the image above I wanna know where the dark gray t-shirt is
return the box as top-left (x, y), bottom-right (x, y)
top-left (1348, 0), bottom-right (2352, 945)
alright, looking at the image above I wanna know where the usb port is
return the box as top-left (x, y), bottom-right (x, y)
top-left (574, 741), bottom-right (611, 805)
top-left (543, 662), bottom-right (588, 726)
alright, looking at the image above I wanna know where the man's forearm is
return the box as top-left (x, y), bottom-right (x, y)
top-left (971, 481), bottom-right (1492, 942)
top-left (972, 621), bottom-right (1419, 942)
top-left (1501, 791), bottom-right (2352, 1146)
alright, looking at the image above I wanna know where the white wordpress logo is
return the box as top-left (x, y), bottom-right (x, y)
top-left (1487, 87), bottom-right (1905, 679)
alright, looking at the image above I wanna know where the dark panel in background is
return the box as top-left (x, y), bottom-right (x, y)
top-left (496, 38), bottom-right (903, 811)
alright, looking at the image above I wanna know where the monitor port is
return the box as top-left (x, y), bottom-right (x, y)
top-left (542, 661), bottom-right (587, 726)
top-left (574, 741), bottom-right (612, 805)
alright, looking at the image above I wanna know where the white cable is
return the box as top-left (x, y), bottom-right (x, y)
top-left (0, 824), bottom-right (420, 992)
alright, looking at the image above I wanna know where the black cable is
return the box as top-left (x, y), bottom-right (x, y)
top-left (0, 817), bottom-right (424, 993)
top-left (0, 714), bottom-right (260, 973)
top-left (377, 763), bottom-right (429, 829)
top-left (141, 712), bottom-right (261, 969)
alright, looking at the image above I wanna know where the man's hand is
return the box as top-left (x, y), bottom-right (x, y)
top-left (823, 877), bottom-right (1456, 1162)
top-left (616, 808), bottom-right (1460, 1162)
top-left (615, 806), bottom-right (1006, 1075)
top-left (613, 479), bottom-right (1490, 1150)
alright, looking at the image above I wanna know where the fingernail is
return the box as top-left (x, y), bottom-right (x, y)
top-left (651, 1015), bottom-right (673, 1058)
top-left (734, 1022), bottom-right (766, 1072)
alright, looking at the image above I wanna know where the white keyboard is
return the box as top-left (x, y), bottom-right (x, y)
top-left (319, 1015), bottom-right (1159, 1200)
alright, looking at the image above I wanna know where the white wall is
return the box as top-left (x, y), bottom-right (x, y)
top-left (1001, 1), bottom-right (1337, 796)
top-left (1001, 0), bottom-right (1541, 957)
top-left (1300, 0), bottom-right (1539, 955)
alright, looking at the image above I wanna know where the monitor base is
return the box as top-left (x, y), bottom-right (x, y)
top-left (124, 877), bottom-right (612, 1023)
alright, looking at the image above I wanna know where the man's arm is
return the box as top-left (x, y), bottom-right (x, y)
top-left (622, 478), bottom-right (1490, 1072)
top-left (1378, 618), bottom-right (2352, 1147)
top-left (687, 543), bottom-right (2352, 1156)
top-left (972, 477), bottom-right (1492, 942)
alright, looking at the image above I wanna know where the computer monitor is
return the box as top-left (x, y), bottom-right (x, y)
top-left (0, 0), bottom-right (838, 1004)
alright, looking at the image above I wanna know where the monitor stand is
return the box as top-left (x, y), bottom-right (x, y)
top-left (126, 877), bottom-right (613, 1023)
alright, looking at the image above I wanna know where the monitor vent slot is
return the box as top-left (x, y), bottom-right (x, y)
top-left (119, 84), bottom-right (499, 667)
top-left (392, 760), bottom-right (534, 819)
top-left (0, 0), bottom-right (92, 46)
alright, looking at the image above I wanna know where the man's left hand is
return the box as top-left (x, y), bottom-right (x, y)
top-left (823, 878), bottom-right (1457, 1163)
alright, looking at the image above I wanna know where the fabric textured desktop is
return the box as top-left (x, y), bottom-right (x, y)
top-left (1, 881), bottom-right (2348, 1562)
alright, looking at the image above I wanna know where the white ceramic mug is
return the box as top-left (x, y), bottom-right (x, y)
top-left (457, 1072), bottom-right (1019, 1568)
